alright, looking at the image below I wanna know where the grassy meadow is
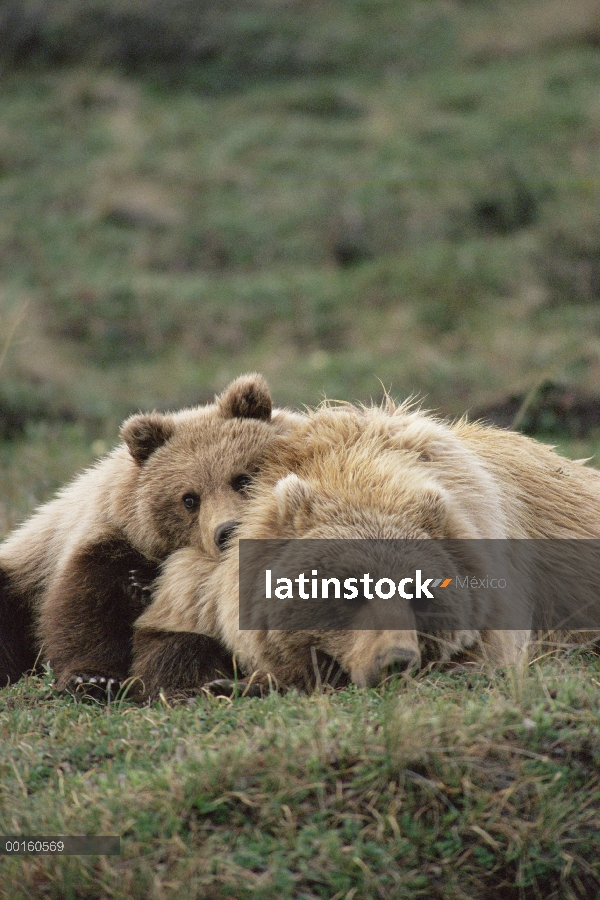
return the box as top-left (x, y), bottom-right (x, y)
top-left (1, 657), bottom-right (600, 900)
top-left (1, 0), bottom-right (600, 896)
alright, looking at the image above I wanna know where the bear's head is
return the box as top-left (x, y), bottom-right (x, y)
top-left (114, 374), bottom-right (297, 560)
top-left (213, 405), bottom-right (495, 689)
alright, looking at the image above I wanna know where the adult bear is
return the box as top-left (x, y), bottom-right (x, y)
top-left (137, 399), bottom-right (600, 692)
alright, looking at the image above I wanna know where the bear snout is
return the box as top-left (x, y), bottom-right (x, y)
top-left (214, 520), bottom-right (240, 551)
top-left (349, 640), bottom-right (421, 687)
top-left (376, 646), bottom-right (421, 677)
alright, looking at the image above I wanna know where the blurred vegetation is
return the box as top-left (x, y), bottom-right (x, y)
top-left (0, 0), bottom-right (465, 87)
top-left (0, 0), bottom-right (600, 517)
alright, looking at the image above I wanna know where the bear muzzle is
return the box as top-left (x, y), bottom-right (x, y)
top-left (214, 520), bottom-right (241, 552)
top-left (345, 634), bottom-right (421, 687)
top-left (350, 646), bottom-right (421, 687)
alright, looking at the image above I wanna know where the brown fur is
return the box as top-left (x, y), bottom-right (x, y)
top-left (140, 400), bottom-right (600, 690)
top-left (131, 629), bottom-right (235, 698)
top-left (0, 374), bottom-right (300, 690)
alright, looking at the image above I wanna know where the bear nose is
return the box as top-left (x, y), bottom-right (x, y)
top-left (214, 520), bottom-right (240, 551)
top-left (382, 647), bottom-right (421, 676)
top-left (353, 646), bottom-right (421, 687)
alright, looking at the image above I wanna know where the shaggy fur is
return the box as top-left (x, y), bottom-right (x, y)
top-left (131, 629), bottom-right (235, 698)
top-left (138, 400), bottom-right (600, 690)
top-left (0, 374), bottom-right (299, 691)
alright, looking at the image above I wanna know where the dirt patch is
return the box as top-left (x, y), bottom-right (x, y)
top-left (472, 381), bottom-right (600, 436)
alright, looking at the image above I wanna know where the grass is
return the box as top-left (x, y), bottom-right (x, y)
top-left (1, 0), bottom-right (600, 422)
top-left (1, 654), bottom-right (599, 900)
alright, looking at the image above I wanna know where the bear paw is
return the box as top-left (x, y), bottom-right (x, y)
top-left (127, 569), bottom-right (154, 607)
top-left (201, 678), bottom-right (268, 699)
top-left (64, 673), bottom-right (123, 701)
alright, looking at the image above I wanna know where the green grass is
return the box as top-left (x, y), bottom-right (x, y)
top-left (1, 655), bottom-right (599, 899)
top-left (1, 0), bottom-right (600, 422)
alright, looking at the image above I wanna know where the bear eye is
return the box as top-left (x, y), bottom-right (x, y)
top-left (231, 473), bottom-right (253, 494)
top-left (182, 492), bottom-right (200, 511)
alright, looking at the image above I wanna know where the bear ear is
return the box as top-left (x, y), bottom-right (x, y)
top-left (121, 413), bottom-right (175, 465)
top-left (274, 473), bottom-right (313, 523)
top-left (217, 373), bottom-right (272, 421)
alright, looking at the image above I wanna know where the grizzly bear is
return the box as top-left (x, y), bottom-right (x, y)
top-left (0, 374), bottom-right (299, 694)
top-left (137, 399), bottom-right (600, 692)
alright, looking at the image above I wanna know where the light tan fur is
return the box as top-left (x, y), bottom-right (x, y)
top-left (136, 546), bottom-right (219, 634)
top-left (140, 399), bottom-right (600, 688)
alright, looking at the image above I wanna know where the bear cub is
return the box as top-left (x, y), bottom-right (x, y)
top-left (0, 374), bottom-right (296, 697)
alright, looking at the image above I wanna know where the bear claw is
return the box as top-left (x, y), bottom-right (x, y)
top-left (64, 673), bottom-right (123, 701)
top-left (127, 569), bottom-right (154, 607)
top-left (201, 678), bottom-right (266, 699)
